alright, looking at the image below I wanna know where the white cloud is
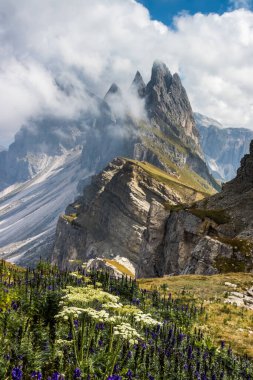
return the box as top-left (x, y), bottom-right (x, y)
top-left (1, 0), bottom-right (253, 146)
top-left (229, 0), bottom-right (252, 10)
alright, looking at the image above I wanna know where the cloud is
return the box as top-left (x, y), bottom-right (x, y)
top-left (1, 0), bottom-right (253, 146)
top-left (229, 0), bottom-right (252, 10)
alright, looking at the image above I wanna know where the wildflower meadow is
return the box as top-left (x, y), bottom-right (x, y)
top-left (0, 260), bottom-right (252, 379)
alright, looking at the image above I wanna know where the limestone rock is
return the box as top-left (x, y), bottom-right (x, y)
top-left (185, 236), bottom-right (233, 275)
top-left (52, 157), bottom-right (207, 276)
top-left (146, 61), bottom-right (200, 149)
top-left (163, 140), bottom-right (253, 275)
top-left (86, 258), bottom-right (129, 279)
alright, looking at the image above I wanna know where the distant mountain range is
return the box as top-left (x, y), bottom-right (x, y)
top-left (195, 112), bottom-right (253, 182)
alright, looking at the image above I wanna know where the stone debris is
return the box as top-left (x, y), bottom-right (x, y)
top-left (247, 286), bottom-right (253, 297)
top-left (224, 282), bottom-right (237, 289)
top-left (225, 287), bottom-right (253, 310)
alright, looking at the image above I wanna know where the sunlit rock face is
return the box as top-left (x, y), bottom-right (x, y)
top-left (52, 156), bottom-right (211, 276)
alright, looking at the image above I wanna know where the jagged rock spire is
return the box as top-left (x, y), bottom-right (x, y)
top-left (149, 60), bottom-right (173, 89)
top-left (145, 60), bottom-right (201, 150)
top-left (104, 83), bottom-right (122, 100)
top-left (131, 71), bottom-right (146, 98)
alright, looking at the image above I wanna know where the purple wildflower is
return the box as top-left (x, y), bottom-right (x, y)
top-left (73, 368), bottom-right (81, 379)
top-left (12, 367), bottom-right (23, 380)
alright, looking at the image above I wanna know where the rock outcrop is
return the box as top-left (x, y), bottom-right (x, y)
top-left (53, 141), bottom-right (253, 277)
top-left (52, 157), bottom-right (211, 276)
top-left (164, 140), bottom-right (253, 275)
top-left (146, 61), bottom-right (200, 149)
top-left (131, 71), bottom-right (146, 98)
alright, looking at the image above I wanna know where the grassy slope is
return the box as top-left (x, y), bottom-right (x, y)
top-left (139, 273), bottom-right (253, 357)
top-left (126, 158), bottom-right (215, 206)
top-left (138, 122), bottom-right (218, 193)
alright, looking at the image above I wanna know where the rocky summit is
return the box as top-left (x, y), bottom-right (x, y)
top-left (146, 61), bottom-right (200, 149)
top-left (53, 141), bottom-right (253, 277)
top-left (80, 61), bottom-right (218, 190)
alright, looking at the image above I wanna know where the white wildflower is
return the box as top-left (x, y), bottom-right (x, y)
top-left (113, 322), bottom-right (141, 344)
top-left (102, 302), bottom-right (123, 309)
top-left (62, 286), bottom-right (119, 307)
top-left (134, 312), bottom-right (161, 327)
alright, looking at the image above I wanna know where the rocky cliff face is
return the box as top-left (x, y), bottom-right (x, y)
top-left (53, 142), bottom-right (253, 277)
top-left (146, 61), bottom-right (200, 149)
top-left (195, 112), bottom-right (253, 182)
top-left (0, 95), bottom-right (112, 190)
top-left (52, 157), bottom-right (212, 276)
top-left (164, 141), bottom-right (253, 275)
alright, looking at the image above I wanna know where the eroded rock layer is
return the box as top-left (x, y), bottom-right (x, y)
top-left (53, 157), bottom-right (210, 276)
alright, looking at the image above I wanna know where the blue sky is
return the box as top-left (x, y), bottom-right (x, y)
top-left (137, 0), bottom-right (252, 25)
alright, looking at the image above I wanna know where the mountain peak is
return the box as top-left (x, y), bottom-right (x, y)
top-left (145, 61), bottom-right (202, 153)
top-left (150, 60), bottom-right (172, 87)
top-left (104, 83), bottom-right (122, 99)
top-left (131, 71), bottom-right (146, 98)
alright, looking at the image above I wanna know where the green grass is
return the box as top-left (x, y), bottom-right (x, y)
top-left (62, 213), bottom-right (78, 224)
top-left (139, 273), bottom-right (253, 357)
top-left (165, 203), bottom-right (189, 211)
top-left (136, 135), bottom-right (217, 194)
top-left (216, 237), bottom-right (253, 256)
top-left (126, 159), bottom-right (214, 207)
top-left (214, 257), bottom-right (247, 273)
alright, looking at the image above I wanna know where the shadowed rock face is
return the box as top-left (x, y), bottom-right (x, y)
top-left (146, 61), bottom-right (200, 149)
top-left (163, 140), bottom-right (253, 275)
top-left (131, 71), bottom-right (146, 98)
top-left (227, 140), bottom-right (253, 191)
top-left (80, 61), bottom-right (218, 190)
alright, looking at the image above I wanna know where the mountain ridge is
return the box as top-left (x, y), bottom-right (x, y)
top-left (53, 140), bottom-right (253, 276)
top-left (0, 61), bottom-right (218, 264)
top-left (52, 156), bottom-right (214, 274)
